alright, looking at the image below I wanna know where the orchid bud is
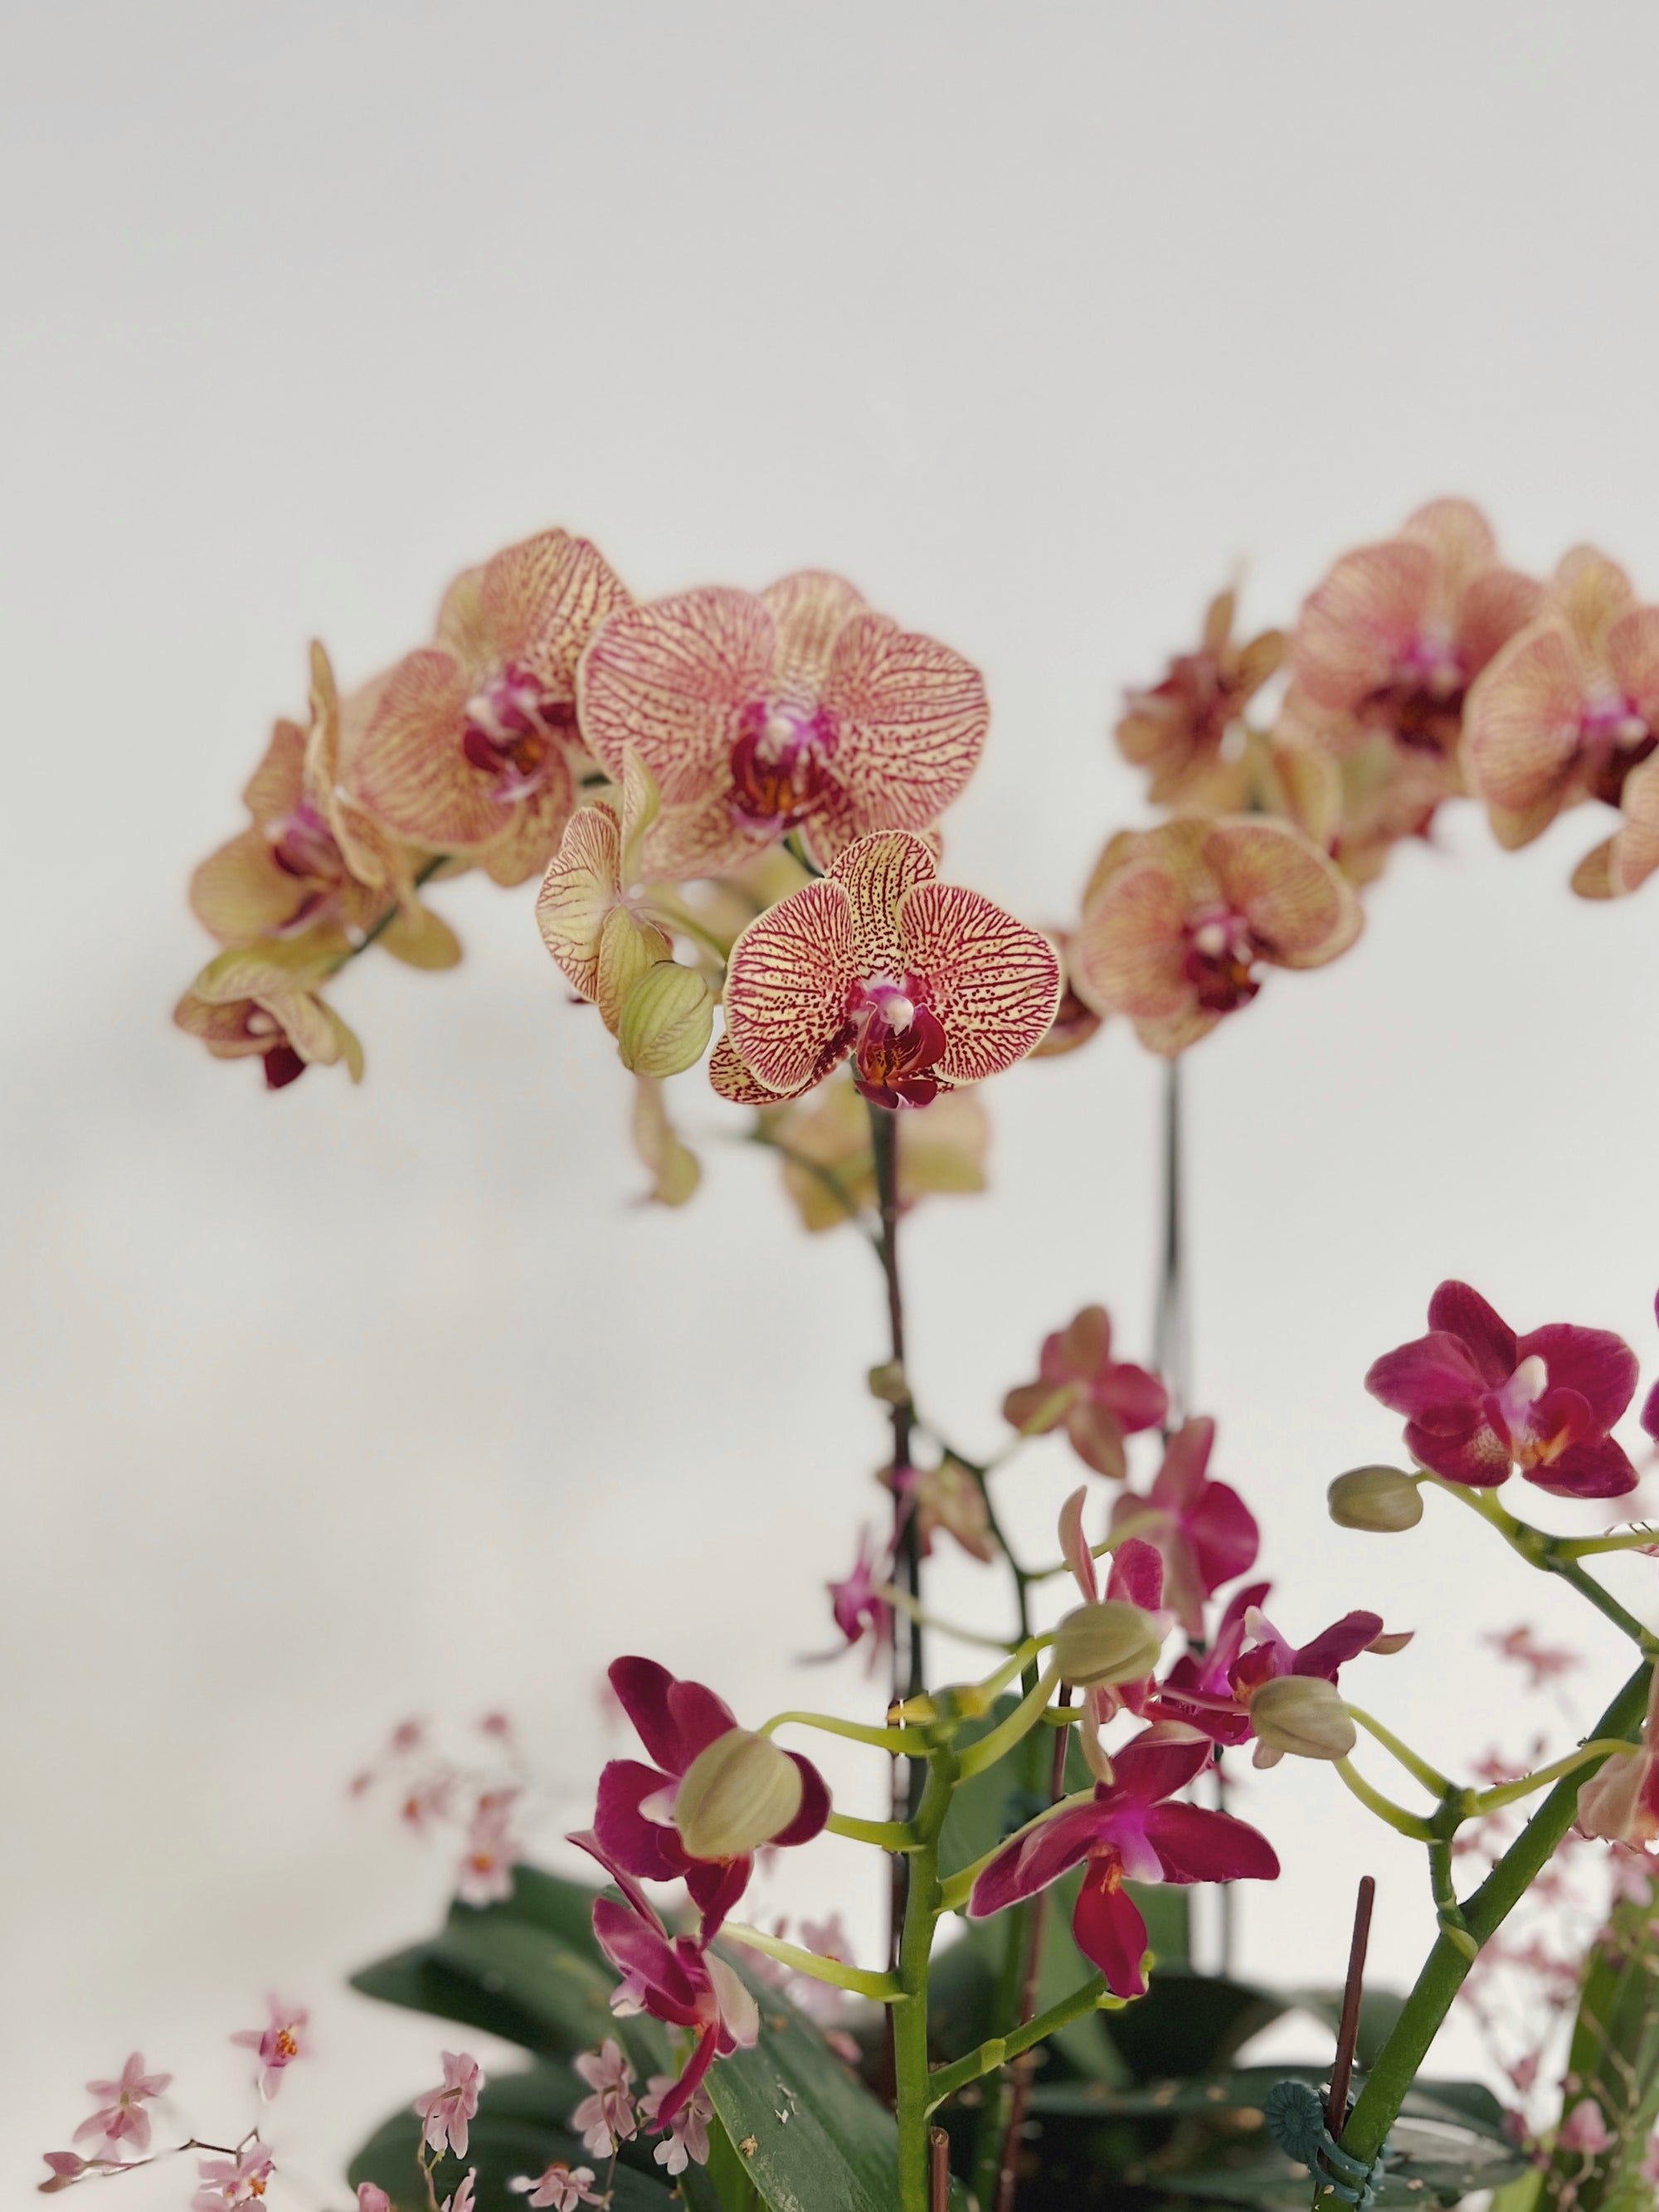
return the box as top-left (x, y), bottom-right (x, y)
top-left (868, 1360), bottom-right (909, 1406)
top-left (1250, 1675), bottom-right (1356, 1762)
top-left (1052, 1601), bottom-right (1163, 1688)
top-left (617, 961), bottom-right (715, 1078)
top-left (1328, 1466), bottom-right (1423, 1533)
top-left (673, 1728), bottom-right (803, 1860)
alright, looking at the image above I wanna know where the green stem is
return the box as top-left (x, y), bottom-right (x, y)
top-left (827, 1811), bottom-right (922, 1851)
top-left (1345, 1704), bottom-right (1453, 1798)
top-left (1427, 1840), bottom-right (1477, 1961)
top-left (956, 1662), bottom-right (1063, 1782)
top-left (874, 1582), bottom-right (1017, 1652)
top-left (1332, 1757), bottom-right (1437, 1841)
top-left (1553, 1527), bottom-right (1659, 1559)
top-left (895, 1752), bottom-right (956, 2212)
top-left (759, 1709), bottom-right (921, 1753)
top-left (926, 1976), bottom-right (1111, 2109)
top-left (719, 1923), bottom-right (903, 2001)
top-left (1341, 1655), bottom-right (1655, 2166)
top-left (326, 851), bottom-right (449, 973)
top-left (1467, 1739), bottom-right (1637, 1815)
top-left (1425, 1479), bottom-right (1651, 1646)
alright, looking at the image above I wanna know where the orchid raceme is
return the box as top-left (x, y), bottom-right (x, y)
top-left (966, 1726), bottom-right (1279, 1998)
top-left (1003, 1305), bottom-right (1167, 1480)
top-left (576, 569), bottom-right (988, 878)
top-left (1116, 586), bottom-right (1286, 801)
top-left (714, 829), bottom-right (1060, 1107)
top-left (348, 528), bottom-right (632, 886)
top-left (1366, 1278), bottom-right (1639, 1498)
top-left (1074, 814), bottom-right (1362, 1054)
top-left (1109, 1416), bottom-right (1260, 1637)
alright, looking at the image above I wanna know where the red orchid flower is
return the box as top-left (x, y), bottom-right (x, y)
top-left (1110, 1417), bottom-right (1259, 1639)
top-left (1366, 1280), bottom-right (1637, 1499)
top-left (1003, 1306), bottom-right (1168, 1481)
top-left (966, 1726), bottom-right (1278, 1999)
top-left (591, 1658), bottom-right (828, 1938)
top-left (1156, 1585), bottom-right (1397, 1753)
top-left (1058, 1498), bottom-right (1169, 1775)
top-left (577, 571), bottom-right (988, 878)
top-left (713, 830), bottom-right (1060, 1110)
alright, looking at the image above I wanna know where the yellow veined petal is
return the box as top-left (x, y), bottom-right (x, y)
top-left (537, 806), bottom-right (624, 999)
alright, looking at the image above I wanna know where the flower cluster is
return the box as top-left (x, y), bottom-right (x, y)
top-left (349, 1710), bottom-right (528, 1905)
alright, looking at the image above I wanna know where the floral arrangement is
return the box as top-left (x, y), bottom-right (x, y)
top-left (47, 502), bottom-right (1659, 2210)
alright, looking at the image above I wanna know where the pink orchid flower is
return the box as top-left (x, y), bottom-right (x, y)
top-left (826, 1529), bottom-right (893, 1660)
top-left (457, 1787), bottom-right (523, 1907)
top-left (640, 2075), bottom-right (715, 2176)
top-left (577, 571), bottom-right (988, 878)
top-left (72, 2053), bottom-right (172, 2158)
top-left (1558, 2098), bottom-right (1616, 2156)
top-left (1577, 1668), bottom-right (1659, 1847)
top-left (571, 1832), bottom-right (759, 2133)
top-left (413, 2052), bottom-right (484, 2161)
top-left (191, 2146), bottom-right (275, 2211)
top-left (1110, 1417), bottom-right (1260, 1637)
top-left (1366, 1280), bottom-right (1638, 1498)
top-left (967, 1725), bottom-right (1278, 1998)
top-left (1641, 1290), bottom-right (1659, 1441)
top-left (513, 2164), bottom-right (603, 2210)
top-left (591, 1657), bottom-right (829, 1937)
top-left (358, 2188), bottom-right (392, 2212)
top-left (713, 829), bottom-right (1060, 1110)
top-left (442, 2171), bottom-right (477, 2212)
top-left (1003, 1305), bottom-right (1168, 1481)
top-left (231, 1997), bottom-right (309, 2099)
top-left (1293, 498), bottom-right (1539, 760)
top-left (1157, 1584), bottom-right (1397, 1753)
top-left (570, 2038), bottom-right (637, 2157)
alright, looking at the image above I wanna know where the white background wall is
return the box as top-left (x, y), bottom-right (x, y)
top-left (7, 4), bottom-right (1659, 2201)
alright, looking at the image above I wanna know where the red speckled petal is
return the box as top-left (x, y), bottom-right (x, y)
top-left (1467, 624), bottom-right (1587, 827)
top-left (536, 806), bottom-right (622, 1000)
top-left (474, 751), bottom-right (577, 886)
top-left (349, 649), bottom-right (496, 848)
top-left (708, 1032), bottom-right (816, 1105)
top-left (1074, 856), bottom-right (1193, 1020)
top-left (896, 882), bottom-right (1061, 1083)
top-left (1292, 539), bottom-right (1433, 712)
top-left (577, 586), bottom-right (775, 797)
top-left (761, 571), bottom-right (868, 693)
top-left (829, 829), bottom-right (938, 976)
top-left (1204, 818), bottom-right (1361, 967)
top-left (479, 529), bottom-right (633, 691)
top-left (723, 879), bottom-right (857, 1095)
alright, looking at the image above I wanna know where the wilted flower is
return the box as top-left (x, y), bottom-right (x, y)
top-left (1002, 1305), bottom-right (1166, 1481)
top-left (1117, 586), bottom-right (1286, 801)
top-left (591, 1657), bottom-right (828, 1936)
top-left (760, 1069), bottom-right (990, 1232)
top-left (348, 528), bottom-right (631, 886)
top-left (1576, 1669), bottom-right (1657, 1847)
top-left (912, 1455), bottom-right (995, 1563)
top-left (175, 940), bottom-right (364, 1090)
top-left (72, 2054), bottom-right (172, 2159)
top-left (1075, 815), bottom-right (1361, 1055)
top-left (191, 2146), bottom-right (275, 2211)
top-left (640, 2075), bottom-right (714, 2176)
top-left (967, 1725), bottom-right (1278, 1998)
top-left (414, 2051), bottom-right (484, 2161)
top-left (570, 2039), bottom-right (637, 2157)
top-left (457, 1787), bottom-right (523, 1906)
top-left (714, 830), bottom-right (1060, 1109)
top-left (1293, 499), bottom-right (1538, 759)
top-left (1110, 1417), bottom-right (1258, 1636)
top-left (577, 570), bottom-right (988, 877)
top-left (1467, 547), bottom-right (1659, 850)
top-left (1366, 1279), bottom-right (1638, 1498)
top-left (231, 1997), bottom-right (309, 2098)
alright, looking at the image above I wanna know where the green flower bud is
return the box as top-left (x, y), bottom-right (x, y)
top-left (1052, 1600), bottom-right (1163, 1689)
top-left (617, 962), bottom-right (715, 1078)
top-left (1250, 1675), bottom-right (1356, 1762)
top-left (1327, 1466), bottom-right (1423, 1533)
top-left (673, 1728), bottom-right (803, 1860)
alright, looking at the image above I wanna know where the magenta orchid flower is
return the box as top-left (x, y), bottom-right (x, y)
top-left (191, 2146), bottom-right (275, 2211)
top-left (827, 1529), bottom-right (893, 1660)
top-left (569, 2039), bottom-right (637, 2157)
top-left (572, 1832), bottom-right (759, 2133)
top-left (577, 571), bottom-right (988, 878)
top-left (72, 2053), bottom-right (172, 2158)
top-left (1058, 1495), bottom-right (1170, 1774)
top-left (713, 830), bottom-right (1060, 1110)
top-left (414, 2052), bottom-right (484, 2161)
top-left (1366, 1280), bottom-right (1638, 1498)
top-left (1003, 1305), bottom-right (1168, 1480)
top-left (967, 1725), bottom-right (1278, 1998)
top-left (591, 1657), bottom-right (829, 1937)
top-left (1110, 1417), bottom-right (1260, 1637)
top-left (231, 1997), bottom-right (309, 2098)
top-left (1157, 1585), bottom-right (1399, 1753)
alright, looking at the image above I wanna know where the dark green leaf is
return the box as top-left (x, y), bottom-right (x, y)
top-left (1102, 1972), bottom-right (1288, 2082)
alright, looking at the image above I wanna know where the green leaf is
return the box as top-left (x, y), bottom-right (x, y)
top-left (1548, 1888), bottom-right (1659, 2210)
top-left (1102, 1971), bottom-right (1288, 2083)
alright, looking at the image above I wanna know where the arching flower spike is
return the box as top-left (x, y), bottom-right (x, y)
top-left (349, 529), bottom-right (632, 886)
top-left (1074, 816), bottom-right (1361, 1056)
top-left (715, 830), bottom-right (1060, 1109)
top-left (577, 572), bottom-right (988, 876)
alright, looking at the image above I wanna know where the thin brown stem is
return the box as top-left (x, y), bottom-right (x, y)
top-left (1328, 1874), bottom-right (1375, 2132)
top-left (929, 2127), bottom-right (951, 2212)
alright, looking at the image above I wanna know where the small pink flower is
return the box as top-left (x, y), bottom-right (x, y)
top-left (72, 2053), bottom-right (172, 2158)
top-left (457, 1787), bottom-right (523, 1907)
top-left (1559, 2098), bottom-right (1615, 2156)
top-left (512, 2162), bottom-right (602, 2210)
top-left (441, 2170), bottom-right (477, 2212)
top-left (1003, 1305), bottom-right (1167, 1481)
top-left (1485, 1626), bottom-right (1580, 1690)
top-left (1367, 1280), bottom-right (1638, 1498)
top-left (1110, 1417), bottom-right (1259, 1638)
top-left (570, 2038), bottom-right (637, 2157)
top-left (191, 2146), bottom-right (275, 2212)
top-left (231, 1996), bottom-right (310, 2098)
top-left (826, 1529), bottom-right (893, 1659)
top-left (358, 2187), bottom-right (392, 2212)
top-left (414, 2052), bottom-right (484, 2161)
top-left (1577, 1669), bottom-right (1659, 1848)
top-left (640, 2077), bottom-right (714, 2176)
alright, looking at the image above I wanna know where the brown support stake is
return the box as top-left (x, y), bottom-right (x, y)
top-left (1328, 1875), bottom-right (1376, 2135)
top-left (929, 2126), bottom-right (951, 2212)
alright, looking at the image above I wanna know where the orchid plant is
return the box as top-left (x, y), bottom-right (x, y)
top-left (48, 501), bottom-right (1659, 2210)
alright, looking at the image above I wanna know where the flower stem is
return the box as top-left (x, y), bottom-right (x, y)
top-left (956, 1663), bottom-right (1064, 1782)
top-left (1344, 1704), bottom-right (1454, 1798)
top-left (926, 1974), bottom-right (1111, 2109)
top-left (827, 1811), bottom-right (922, 1850)
top-left (327, 851), bottom-right (449, 973)
top-left (719, 1923), bottom-right (903, 2001)
top-left (1466, 1739), bottom-right (1637, 1816)
top-left (1340, 1653), bottom-right (1656, 2167)
top-left (1423, 1479), bottom-right (1651, 1646)
top-left (894, 1751), bottom-right (957, 2212)
top-left (759, 1709), bottom-right (922, 1753)
top-left (1331, 1757), bottom-right (1438, 1841)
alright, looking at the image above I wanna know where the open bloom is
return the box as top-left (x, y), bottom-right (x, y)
top-left (967, 1726), bottom-right (1278, 1998)
top-left (1157, 1585), bottom-right (1399, 1756)
top-left (1366, 1280), bottom-right (1638, 1498)
top-left (1074, 816), bottom-right (1361, 1056)
top-left (570, 2039), bottom-right (637, 2157)
top-left (827, 1529), bottom-right (893, 1658)
top-left (231, 1998), bottom-right (309, 2098)
top-left (457, 1787), bottom-right (523, 1906)
top-left (73, 2054), bottom-right (172, 2158)
top-left (348, 528), bottom-right (632, 886)
top-left (1467, 547), bottom-right (1659, 849)
top-left (192, 2147), bottom-right (275, 2211)
top-left (592, 1657), bottom-right (828, 1937)
top-left (513, 2166), bottom-right (602, 2210)
top-left (1002, 1305), bottom-right (1167, 1480)
top-left (577, 570), bottom-right (988, 877)
top-left (414, 2052), bottom-right (484, 2161)
top-left (714, 830), bottom-right (1060, 1109)
top-left (640, 2077), bottom-right (714, 2176)
top-left (1293, 499), bottom-right (1538, 759)
top-left (1110, 1417), bottom-right (1259, 1638)
top-left (1117, 586), bottom-right (1286, 801)
top-left (175, 940), bottom-right (363, 1090)
top-left (1576, 1669), bottom-right (1659, 1846)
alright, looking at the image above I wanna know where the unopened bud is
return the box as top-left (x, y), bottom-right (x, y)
top-left (673, 1729), bottom-right (804, 1860)
top-left (1250, 1675), bottom-right (1355, 1762)
top-left (1052, 1601), bottom-right (1163, 1689)
top-left (1328, 1466), bottom-right (1423, 1534)
top-left (618, 961), bottom-right (714, 1077)
top-left (868, 1360), bottom-right (909, 1406)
